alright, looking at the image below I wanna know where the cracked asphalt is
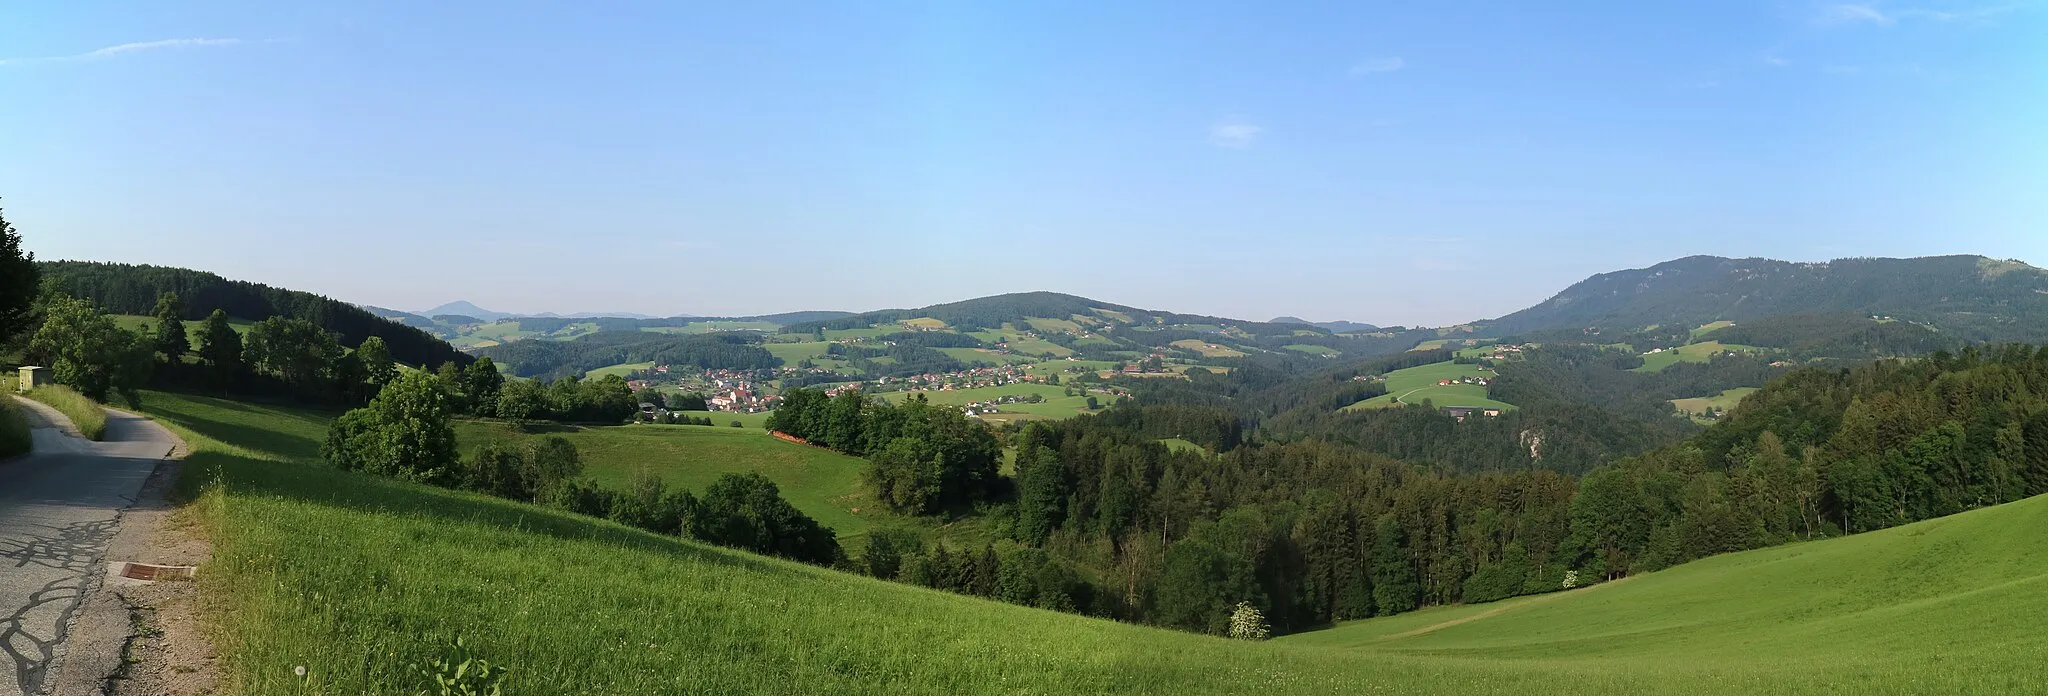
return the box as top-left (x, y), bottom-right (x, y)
top-left (1, 398), bottom-right (172, 696)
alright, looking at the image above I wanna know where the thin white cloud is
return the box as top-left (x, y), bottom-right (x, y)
top-left (1816, 3), bottom-right (1897, 25)
top-left (1349, 57), bottom-right (1406, 76)
top-left (1759, 50), bottom-right (1792, 68)
top-left (1208, 116), bottom-right (1264, 149)
top-left (0, 38), bottom-right (245, 66)
top-left (1812, 2), bottom-right (2021, 26)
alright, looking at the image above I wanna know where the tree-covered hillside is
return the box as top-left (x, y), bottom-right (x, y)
top-left (1482, 255), bottom-right (2048, 341)
top-left (476, 330), bottom-right (779, 379)
top-left (38, 261), bottom-right (470, 368)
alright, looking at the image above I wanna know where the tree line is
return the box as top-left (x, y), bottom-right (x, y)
top-left (323, 370), bottom-right (840, 565)
top-left (476, 330), bottom-right (778, 379)
top-left (856, 345), bottom-right (2048, 637)
top-left (765, 388), bottom-right (1003, 514)
top-left (36, 260), bottom-right (470, 369)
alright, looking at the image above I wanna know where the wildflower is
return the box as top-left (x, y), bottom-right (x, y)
top-left (294, 665), bottom-right (308, 677)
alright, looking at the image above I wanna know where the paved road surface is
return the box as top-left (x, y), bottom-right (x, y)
top-left (1, 398), bottom-right (174, 696)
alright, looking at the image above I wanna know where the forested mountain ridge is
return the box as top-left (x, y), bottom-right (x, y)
top-left (37, 260), bottom-right (471, 368)
top-left (780, 291), bottom-right (1315, 335)
top-left (1481, 255), bottom-right (2048, 341)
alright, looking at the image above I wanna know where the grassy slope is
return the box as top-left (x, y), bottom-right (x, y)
top-left (0, 393), bottom-right (29, 457)
top-left (1671, 387), bottom-right (1760, 421)
top-left (1631, 340), bottom-right (1765, 372)
top-left (583, 361), bottom-right (655, 379)
top-left (875, 383), bottom-right (1099, 422)
top-left (137, 390), bottom-right (2048, 694)
top-left (1284, 494), bottom-right (2048, 692)
top-left (451, 420), bottom-right (876, 542)
top-left (1344, 361), bottom-right (1515, 412)
top-left (24, 384), bottom-right (109, 440)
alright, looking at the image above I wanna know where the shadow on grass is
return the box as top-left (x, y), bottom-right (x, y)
top-left (186, 447), bottom-right (814, 581)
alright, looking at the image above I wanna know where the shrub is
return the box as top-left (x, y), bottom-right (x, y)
top-left (1228, 602), bottom-right (1270, 640)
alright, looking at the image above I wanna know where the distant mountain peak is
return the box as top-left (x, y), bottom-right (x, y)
top-left (420, 300), bottom-right (507, 322)
top-left (1271, 316), bottom-right (1381, 333)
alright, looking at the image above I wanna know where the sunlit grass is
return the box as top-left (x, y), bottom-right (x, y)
top-left (136, 389), bottom-right (2048, 695)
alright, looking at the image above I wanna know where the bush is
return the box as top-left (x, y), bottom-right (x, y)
top-left (26, 384), bottom-right (108, 441)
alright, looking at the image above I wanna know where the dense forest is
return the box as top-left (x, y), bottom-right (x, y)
top-left (37, 261), bottom-right (470, 369)
top-left (476, 330), bottom-right (779, 379)
top-left (1701, 313), bottom-right (1961, 360)
top-left (807, 345), bottom-right (2048, 637)
top-left (1481, 254), bottom-right (2048, 341)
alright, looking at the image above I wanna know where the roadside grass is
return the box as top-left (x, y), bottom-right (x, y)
top-left (130, 389), bottom-right (2048, 694)
top-left (451, 419), bottom-right (877, 544)
top-left (1344, 361), bottom-right (1514, 412)
top-left (0, 382), bottom-right (29, 457)
top-left (24, 384), bottom-right (109, 440)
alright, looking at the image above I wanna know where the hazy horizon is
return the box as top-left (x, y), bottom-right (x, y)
top-left (6, 2), bottom-right (2045, 326)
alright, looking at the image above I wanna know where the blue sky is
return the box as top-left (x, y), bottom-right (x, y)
top-left (3, 2), bottom-right (2043, 326)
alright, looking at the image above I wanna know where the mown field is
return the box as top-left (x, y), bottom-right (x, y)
top-left (1670, 387), bottom-right (1759, 422)
top-left (1283, 493), bottom-right (2048, 693)
top-left (1690, 320), bottom-right (1737, 339)
top-left (451, 419), bottom-right (876, 542)
top-left (583, 361), bottom-right (654, 379)
top-left (1631, 340), bottom-right (1766, 372)
top-left (134, 389), bottom-right (2048, 694)
top-left (110, 314), bottom-right (255, 346)
top-left (1344, 361), bottom-right (1515, 412)
top-left (874, 383), bottom-right (1103, 423)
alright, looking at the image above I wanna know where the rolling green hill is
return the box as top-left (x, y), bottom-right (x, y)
top-left (451, 419), bottom-right (880, 542)
top-left (1482, 254), bottom-right (2048, 343)
top-left (39, 260), bottom-right (472, 367)
top-left (1343, 360), bottom-right (1515, 411)
top-left (1281, 491), bottom-right (2048, 692)
top-left (138, 389), bottom-right (2048, 694)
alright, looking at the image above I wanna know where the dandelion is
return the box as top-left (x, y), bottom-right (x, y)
top-left (293, 665), bottom-right (307, 678)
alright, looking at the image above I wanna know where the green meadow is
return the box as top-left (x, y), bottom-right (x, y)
top-left (130, 389), bottom-right (2048, 694)
top-left (1690, 320), bottom-right (1737, 339)
top-left (451, 419), bottom-right (875, 542)
top-left (874, 383), bottom-right (1101, 422)
top-left (1632, 340), bottom-right (1766, 372)
top-left (110, 314), bottom-right (254, 346)
top-left (1670, 386), bottom-right (1760, 422)
top-left (583, 361), bottom-right (654, 379)
top-left (1344, 361), bottom-right (1515, 412)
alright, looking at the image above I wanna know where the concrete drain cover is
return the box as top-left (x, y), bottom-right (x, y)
top-left (115, 562), bottom-right (198, 581)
